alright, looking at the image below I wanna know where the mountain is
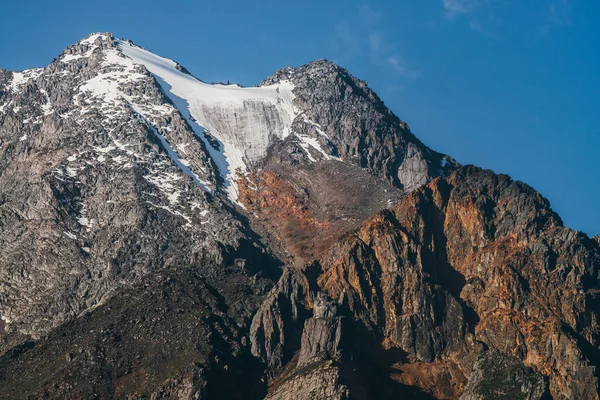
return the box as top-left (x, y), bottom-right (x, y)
top-left (0, 32), bottom-right (598, 400)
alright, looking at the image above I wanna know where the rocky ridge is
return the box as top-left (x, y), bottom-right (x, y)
top-left (0, 32), bottom-right (597, 399)
top-left (250, 167), bottom-right (600, 399)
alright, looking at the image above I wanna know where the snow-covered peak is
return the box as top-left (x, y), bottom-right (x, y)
top-left (80, 32), bottom-right (112, 45)
top-left (116, 39), bottom-right (298, 201)
top-left (58, 32), bottom-right (113, 63)
top-left (55, 33), bottom-right (309, 203)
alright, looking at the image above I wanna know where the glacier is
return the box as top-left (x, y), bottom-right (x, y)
top-left (117, 39), bottom-right (297, 201)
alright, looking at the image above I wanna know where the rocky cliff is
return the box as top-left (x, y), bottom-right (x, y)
top-left (0, 33), bottom-right (597, 399)
top-left (250, 167), bottom-right (600, 399)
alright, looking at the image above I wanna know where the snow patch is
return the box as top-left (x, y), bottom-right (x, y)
top-left (40, 89), bottom-right (53, 115)
top-left (80, 33), bottom-right (108, 45)
top-left (63, 231), bottom-right (77, 240)
top-left (131, 106), bottom-right (211, 192)
top-left (61, 54), bottom-right (84, 63)
top-left (295, 133), bottom-right (340, 162)
top-left (60, 45), bottom-right (97, 63)
top-left (144, 172), bottom-right (183, 205)
top-left (78, 216), bottom-right (91, 227)
top-left (9, 69), bottom-right (43, 93)
top-left (146, 200), bottom-right (193, 228)
top-left (118, 39), bottom-right (298, 202)
top-left (76, 47), bottom-right (212, 197)
top-left (302, 115), bottom-right (329, 138)
top-left (93, 145), bottom-right (117, 154)
top-left (66, 166), bottom-right (78, 177)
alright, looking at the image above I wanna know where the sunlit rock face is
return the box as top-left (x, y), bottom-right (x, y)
top-left (2, 32), bottom-right (598, 400)
top-left (249, 167), bottom-right (600, 399)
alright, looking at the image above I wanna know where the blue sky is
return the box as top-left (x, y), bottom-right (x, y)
top-left (1, 0), bottom-right (598, 236)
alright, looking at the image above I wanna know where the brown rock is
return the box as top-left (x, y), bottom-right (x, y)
top-left (311, 166), bottom-right (600, 399)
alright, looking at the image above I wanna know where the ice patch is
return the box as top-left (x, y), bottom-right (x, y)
top-left (118, 39), bottom-right (298, 202)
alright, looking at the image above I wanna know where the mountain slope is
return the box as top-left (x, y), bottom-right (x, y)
top-left (250, 167), bottom-right (600, 399)
top-left (0, 32), bottom-right (456, 341)
top-left (0, 32), bottom-right (597, 400)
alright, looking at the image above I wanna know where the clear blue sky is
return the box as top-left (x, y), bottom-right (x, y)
top-left (1, 0), bottom-right (598, 237)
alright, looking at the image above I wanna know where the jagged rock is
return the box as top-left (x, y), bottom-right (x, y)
top-left (0, 267), bottom-right (270, 399)
top-left (0, 33), bottom-right (245, 344)
top-left (314, 166), bottom-right (600, 399)
top-left (262, 60), bottom-right (458, 192)
top-left (0, 33), bottom-right (453, 345)
top-left (250, 267), bottom-right (311, 371)
top-left (0, 32), bottom-right (598, 400)
top-left (297, 293), bottom-right (344, 366)
top-left (238, 166), bottom-right (403, 266)
top-left (459, 352), bottom-right (549, 400)
top-left (265, 360), bottom-right (351, 400)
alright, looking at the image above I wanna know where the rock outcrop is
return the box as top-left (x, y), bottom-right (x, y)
top-left (460, 352), bottom-right (549, 400)
top-left (250, 166), bottom-right (600, 399)
top-left (263, 60), bottom-right (458, 192)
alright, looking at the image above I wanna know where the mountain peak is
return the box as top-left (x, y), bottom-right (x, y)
top-left (55, 32), bottom-right (117, 64)
top-left (78, 32), bottom-right (114, 45)
top-left (2, 33), bottom-right (599, 400)
top-left (261, 59), bottom-right (345, 86)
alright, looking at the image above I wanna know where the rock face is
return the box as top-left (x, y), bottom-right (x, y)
top-left (262, 60), bottom-right (457, 192)
top-left (250, 267), bottom-right (311, 371)
top-left (0, 32), bottom-right (598, 400)
top-left (460, 353), bottom-right (549, 400)
top-left (0, 33), bottom-right (234, 343)
top-left (250, 167), bottom-right (600, 399)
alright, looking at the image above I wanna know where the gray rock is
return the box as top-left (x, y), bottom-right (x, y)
top-left (250, 267), bottom-right (310, 370)
top-left (263, 59), bottom-right (458, 191)
top-left (297, 293), bottom-right (344, 366)
top-left (1, 32), bottom-right (597, 400)
top-left (460, 352), bottom-right (549, 400)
